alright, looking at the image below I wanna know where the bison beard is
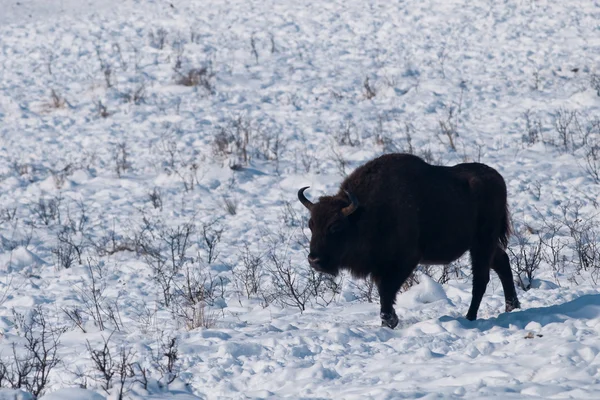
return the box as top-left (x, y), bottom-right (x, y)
top-left (298, 153), bottom-right (521, 329)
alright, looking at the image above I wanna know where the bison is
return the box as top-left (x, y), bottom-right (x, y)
top-left (298, 153), bottom-right (521, 328)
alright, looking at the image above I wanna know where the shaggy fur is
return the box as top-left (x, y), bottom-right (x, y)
top-left (299, 153), bottom-right (520, 328)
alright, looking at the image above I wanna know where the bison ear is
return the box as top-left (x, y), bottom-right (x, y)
top-left (341, 190), bottom-right (359, 217)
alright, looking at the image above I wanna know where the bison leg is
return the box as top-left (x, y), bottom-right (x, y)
top-left (491, 247), bottom-right (521, 313)
top-left (466, 245), bottom-right (493, 321)
top-left (375, 268), bottom-right (414, 329)
top-left (380, 311), bottom-right (399, 329)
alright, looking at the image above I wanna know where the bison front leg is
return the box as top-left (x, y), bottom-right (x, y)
top-left (374, 274), bottom-right (404, 329)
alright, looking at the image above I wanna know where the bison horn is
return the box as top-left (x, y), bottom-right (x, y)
top-left (341, 190), bottom-right (359, 217)
top-left (298, 186), bottom-right (314, 210)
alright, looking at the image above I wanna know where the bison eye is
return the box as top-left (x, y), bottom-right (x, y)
top-left (328, 221), bottom-right (344, 234)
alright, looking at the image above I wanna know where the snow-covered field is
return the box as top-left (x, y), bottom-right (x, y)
top-left (1, 0), bottom-right (600, 398)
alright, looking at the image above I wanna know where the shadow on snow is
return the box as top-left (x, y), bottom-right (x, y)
top-left (439, 293), bottom-right (600, 331)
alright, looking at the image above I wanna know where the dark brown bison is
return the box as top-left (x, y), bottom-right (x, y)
top-left (298, 153), bottom-right (521, 328)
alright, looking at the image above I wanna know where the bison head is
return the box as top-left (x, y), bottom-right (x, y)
top-left (297, 186), bottom-right (359, 275)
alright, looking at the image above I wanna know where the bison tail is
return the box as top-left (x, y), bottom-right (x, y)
top-left (499, 201), bottom-right (511, 249)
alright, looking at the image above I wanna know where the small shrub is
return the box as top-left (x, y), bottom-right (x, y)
top-left (97, 100), bottom-right (110, 118)
top-left (522, 110), bottom-right (543, 145)
top-left (508, 230), bottom-right (543, 291)
top-left (114, 142), bottom-right (130, 178)
top-left (233, 244), bottom-right (264, 299)
top-left (176, 66), bottom-right (215, 94)
top-left (265, 250), bottom-right (312, 312)
top-left (539, 221), bottom-right (568, 285)
top-left (264, 235), bottom-right (342, 312)
top-left (149, 28), bottom-right (168, 49)
top-left (400, 269), bottom-right (422, 292)
top-left (297, 146), bottom-right (319, 173)
top-left (170, 260), bottom-right (223, 330)
top-left (531, 69), bottom-right (541, 90)
top-left (0, 307), bottom-right (66, 397)
top-left (213, 128), bottom-right (233, 157)
top-left (29, 196), bottom-right (61, 226)
top-left (52, 242), bottom-right (76, 269)
top-left (350, 278), bottom-right (378, 303)
top-left (437, 88), bottom-right (464, 151)
top-left (172, 300), bottom-right (216, 330)
top-left (583, 144), bottom-right (600, 183)
top-left (552, 108), bottom-right (577, 152)
top-left (65, 260), bottom-right (124, 331)
top-left (256, 129), bottom-right (286, 166)
top-left (528, 180), bottom-right (542, 201)
top-left (250, 35), bottom-right (259, 64)
top-left (86, 335), bottom-right (116, 393)
top-left (138, 221), bottom-right (195, 307)
top-left (148, 187), bottom-right (163, 210)
top-left (335, 119), bottom-right (360, 147)
top-left (438, 107), bottom-right (458, 151)
top-left (331, 146), bottom-right (349, 178)
top-left (151, 334), bottom-right (180, 385)
top-left (222, 196), bottom-right (238, 216)
top-left (50, 89), bottom-right (66, 109)
top-left (373, 114), bottom-right (400, 153)
top-left (0, 207), bottom-right (17, 225)
top-left (280, 200), bottom-right (302, 228)
top-left (119, 81), bottom-right (147, 105)
top-left (174, 162), bottom-right (201, 192)
top-left (200, 220), bottom-right (223, 265)
top-left (86, 333), bottom-right (135, 399)
top-left (11, 160), bottom-right (32, 178)
top-left (437, 260), bottom-right (466, 285)
top-left (590, 73), bottom-right (600, 96)
top-left (50, 163), bottom-right (73, 189)
top-left (363, 77), bottom-right (376, 99)
top-left (562, 207), bottom-right (600, 279)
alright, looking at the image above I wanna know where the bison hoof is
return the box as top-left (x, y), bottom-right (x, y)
top-left (465, 313), bottom-right (477, 321)
top-left (506, 299), bottom-right (521, 313)
top-left (380, 312), bottom-right (399, 329)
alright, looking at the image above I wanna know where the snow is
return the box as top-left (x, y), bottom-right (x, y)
top-left (1, 0), bottom-right (600, 398)
top-left (0, 246), bottom-right (46, 273)
top-left (397, 275), bottom-right (450, 307)
top-left (38, 387), bottom-right (203, 400)
top-left (39, 388), bottom-right (106, 400)
top-left (0, 389), bottom-right (34, 400)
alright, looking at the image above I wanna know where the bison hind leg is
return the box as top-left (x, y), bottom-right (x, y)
top-left (505, 298), bottom-right (521, 313)
top-left (490, 247), bottom-right (521, 313)
top-left (466, 245), bottom-right (493, 321)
